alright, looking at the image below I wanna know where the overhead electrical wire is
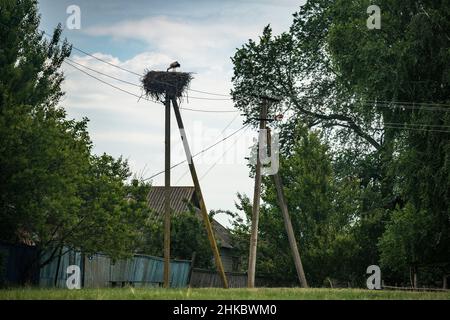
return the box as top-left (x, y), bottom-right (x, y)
top-left (42, 30), bottom-right (233, 99)
top-left (15, 29), bottom-right (450, 110)
top-left (383, 122), bottom-right (450, 129)
top-left (382, 125), bottom-right (450, 134)
top-left (65, 55), bottom-right (450, 116)
top-left (64, 60), bottom-right (155, 103)
top-left (65, 57), bottom-right (142, 88)
top-left (63, 60), bottom-right (239, 113)
top-left (48, 31), bottom-right (450, 133)
top-left (53, 31), bottom-right (450, 111)
top-left (199, 125), bottom-right (251, 181)
top-left (64, 59), bottom-right (450, 130)
top-left (175, 112), bottom-right (242, 184)
top-left (142, 124), bottom-right (250, 182)
top-left (64, 61), bottom-right (450, 133)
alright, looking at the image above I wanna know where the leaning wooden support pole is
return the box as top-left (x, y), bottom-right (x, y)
top-left (171, 98), bottom-right (229, 289)
top-left (247, 102), bottom-right (267, 288)
top-left (268, 128), bottom-right (308, 288)
top-left (272, 172), bottom-right (308, 288)
top-left (163, 95), bottom-right (171, 288)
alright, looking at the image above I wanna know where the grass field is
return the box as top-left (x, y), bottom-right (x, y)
top-left (0, 288), bottom-right (449, 300)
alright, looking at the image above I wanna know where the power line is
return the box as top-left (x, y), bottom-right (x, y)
top-left (64, 60), bottom-right (157, 103)
top-left (64, 56), bottom-right (450, 116)
top-left (70, 45), bottom-right (143, 77)
top-left (143, 124), bottom-right (250, 182)
top-left (47, 31), bottom-right (450, 130)
top-left (42, 30), bottom-right (233, 99)
top-left (381, 123), bottom-right (450, 134)
top-left (63, 61), bottom-right (450, 132)
top-left (67, 56), bottom-right (231, 101)
top-left (184, 95), bottom-right (231, 101)
top-left (355, 100), bottom-right (450, 112)
top-left (297, 95), bottom-right (450, 111)
top-left (186, 88), bottom-right (230, 97)
top-left (175, 113), bottom-right (242, 184)
top-left (66, 57), bottom-right (142, 88)
top-left (48, 31), bottom-right (450, 109)
top-left (200, 125), bottom-right (250, 181)
top-left (22, 28), bottom-right (450, 109)
top-left (63, 60), bottom-right (239, 113)
top-left (179, 107), bottom-right (237, 113)
top-left (383, 122), bottom-right (450, 129)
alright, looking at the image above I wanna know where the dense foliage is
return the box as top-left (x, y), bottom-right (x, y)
top-left (0, 0), bottom-right (151, 281)
top-left (142, 209), bottom-right (213, 269)
top-left (231, 0), bottom-right (450, 287)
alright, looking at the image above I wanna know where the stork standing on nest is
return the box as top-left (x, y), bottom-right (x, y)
top-left (167, 61), bottom-right (180, 72)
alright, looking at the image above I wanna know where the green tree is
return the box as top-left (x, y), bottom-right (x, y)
top-left (327, 0), bottom-right (450, 284)
top-left (379, 203), bottom-right (432, 284)
top-left (231, 0), bottom-right (450, 285)
top-left (231, 125), bottom-right (363, 286)
top-left (142, 208), bottom-right (212, 269)
top-left (0, 0), bottom-right (151, 282)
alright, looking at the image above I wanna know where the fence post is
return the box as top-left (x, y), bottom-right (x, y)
top-left (188, 252), bottom-right (196, 288)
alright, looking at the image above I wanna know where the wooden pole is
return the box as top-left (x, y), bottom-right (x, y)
top-left (171, 97), bottom-right (229, 289)
top-left (268, 127), bottom-right (308, 288)
top-left (163, 95), bottom-right (171, 288)
top-left (247, 101), bottom-right (267, 288)
top-left (188, 251), bottom-right (197, 288)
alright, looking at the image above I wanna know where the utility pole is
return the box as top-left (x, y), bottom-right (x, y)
top-left (142, 69), bottom-right (229, 289)
top-left (247, 95), bottom-right (308, 288)
top-left (171, 97), bottom-right (229, 289)
top-left (163, 95), bottom-right (171, 288)
top-left (247, 100), bottom-right (267, 288)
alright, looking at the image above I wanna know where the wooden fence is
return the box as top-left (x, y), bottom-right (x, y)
top-left (189, 268), bottom-right (288, 288)
top-left (190, 268), bottom-right (247, 288)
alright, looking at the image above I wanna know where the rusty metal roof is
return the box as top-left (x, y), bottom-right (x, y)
top-left (147, 186), bottom-right (233, 249)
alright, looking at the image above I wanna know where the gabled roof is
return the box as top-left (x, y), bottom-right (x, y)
top-left (147, 186), bottom-right (198, 219)
top-left (147, 186), bottom-right (233, 249)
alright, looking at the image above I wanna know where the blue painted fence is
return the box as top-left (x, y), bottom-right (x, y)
top-left (0, 243), bottom-right (192, 288)
top-left (39, 248), bottom-right (192, 288)
top-left (39, 249), bottom-right (83, 288)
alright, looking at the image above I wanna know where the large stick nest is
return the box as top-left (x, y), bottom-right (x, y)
top-left (142, 71), bottom-right (193, 101)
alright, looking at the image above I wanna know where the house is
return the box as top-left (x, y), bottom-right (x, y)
top-left (146, 186), bottom-right (239, 272)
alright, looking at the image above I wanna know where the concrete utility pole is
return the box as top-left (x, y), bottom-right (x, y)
top-left (163, 95), bottom-right (171, 288)
top-left (247, 100), bottom-right (268, 288)
top-left (171, 97), bottom-right (229, 289)
top-left (247, 96), bottom-right (308, 288)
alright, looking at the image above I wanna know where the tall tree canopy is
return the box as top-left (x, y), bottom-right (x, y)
top-left (231, 0), bottom-right (450, 286)
top-left (0, 0), bottom-right (150, 279)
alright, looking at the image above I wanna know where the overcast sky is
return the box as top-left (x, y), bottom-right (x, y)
top-left (37, 0), bottom-right (306, 227)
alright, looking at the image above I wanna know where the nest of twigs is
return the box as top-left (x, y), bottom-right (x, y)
top-left (142, 71), bottom-right (193, 101)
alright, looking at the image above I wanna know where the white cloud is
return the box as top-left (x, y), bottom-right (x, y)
top-left (59, 2), bottom-right (306, 225)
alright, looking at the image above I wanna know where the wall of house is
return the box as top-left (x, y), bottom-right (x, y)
top-left (220, 247), bottom-right (238, 273)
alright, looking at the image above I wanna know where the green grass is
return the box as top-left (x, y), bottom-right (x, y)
top-left (0, 287), bottom-right (449, 300)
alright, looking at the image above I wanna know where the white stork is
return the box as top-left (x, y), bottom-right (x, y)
top-left (167, 61), bottom-right (180, 72)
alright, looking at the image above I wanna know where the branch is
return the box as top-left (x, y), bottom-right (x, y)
top-left (284, 84), bottom-right (381, 150)
top-left (273, 60), bottom-right (382, 150)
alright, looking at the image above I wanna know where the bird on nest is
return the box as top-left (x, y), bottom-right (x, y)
top-left (167, 61), bottom-right (180, 72)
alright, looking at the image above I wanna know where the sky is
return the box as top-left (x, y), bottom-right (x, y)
top-left (37, 0), bottom-right (306, 227)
